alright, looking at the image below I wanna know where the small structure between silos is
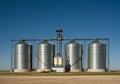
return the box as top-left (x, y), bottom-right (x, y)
top-left (87, 39), bottom-right (106, 72)
top-left (64, 40), bottom-right (82, 72)
top-left (37, 40), bottom-right (55, 72)
top-left (14, 40), bottom-right (32, 72)
top-left (54, 28), bottom-right (63, 67)
top-left (52, 28), bottom-right (64, 72)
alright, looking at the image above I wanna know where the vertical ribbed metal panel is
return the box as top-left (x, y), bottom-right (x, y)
top-left (37, 41), bottom-right (54, 71)
top-left (64, 40), bottom-right (82, 71)
top-left (88, 40), bottom-right (106, 70)
top-left (14, 41), bottom-right (32, 71)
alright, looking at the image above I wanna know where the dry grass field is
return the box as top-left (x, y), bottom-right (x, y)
top-left (0, 76), bottom-right (120, 84)
top-left (0, 72), bottom-right (120, 84)
top-left (1, 72), bottom-right (120, 76)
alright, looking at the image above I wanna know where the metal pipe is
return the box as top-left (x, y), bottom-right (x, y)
top-left (11, 38), bottom-right (57, 41)
top-left (63, 38), bottom-right (109, 40)
top-left (11, 38), bottom-right (109, 41)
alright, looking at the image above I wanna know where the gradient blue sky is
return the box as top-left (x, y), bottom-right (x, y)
top-left (0, 0), bottom-right (120, 70)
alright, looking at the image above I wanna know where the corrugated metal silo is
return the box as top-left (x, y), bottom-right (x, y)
top-left (88, 39), bottom-right (106, 72)
top-left (14, 40), bottom-right (32, 72)
top-left (37, 40), bottom-right (55, 72)
top-left (64, 40), bottom-right (82, 72)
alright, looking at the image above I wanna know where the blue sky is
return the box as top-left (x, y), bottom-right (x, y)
top-left (0, 0), bottom-right (120, 70)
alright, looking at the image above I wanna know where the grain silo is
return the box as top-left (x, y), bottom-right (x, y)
top-left (88, 39), bottom-right (106, 72)
top-left (14, 40), bottom-right (32, 72)
top-left (37, 40), bottom-right (55, 72)
top-left (64, 40), bottom-right (82, 72)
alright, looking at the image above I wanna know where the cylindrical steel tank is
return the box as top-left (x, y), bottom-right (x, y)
top-left (88, 39), bottom-right (106, 72)
top-left (64, 40), bottom-right (82, 72)
top-left (14, 40), bottom-right (32, 72)
top-left (37, 40), bottom-right (55, 72)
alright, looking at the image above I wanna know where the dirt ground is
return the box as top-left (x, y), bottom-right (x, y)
top-left (0, 76), bottom-right (120, 84)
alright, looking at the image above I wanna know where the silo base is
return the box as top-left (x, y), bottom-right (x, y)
top-left (52, 67), bottom-right (64, 72)
top-left (14, 69), bottom-right (30, 72)
top-left (70, 69), bottom-right (82, 72)
top-left (87, 69), bottom-right (105, 72)
top-left (36, 69), bottom-right (51, 72)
